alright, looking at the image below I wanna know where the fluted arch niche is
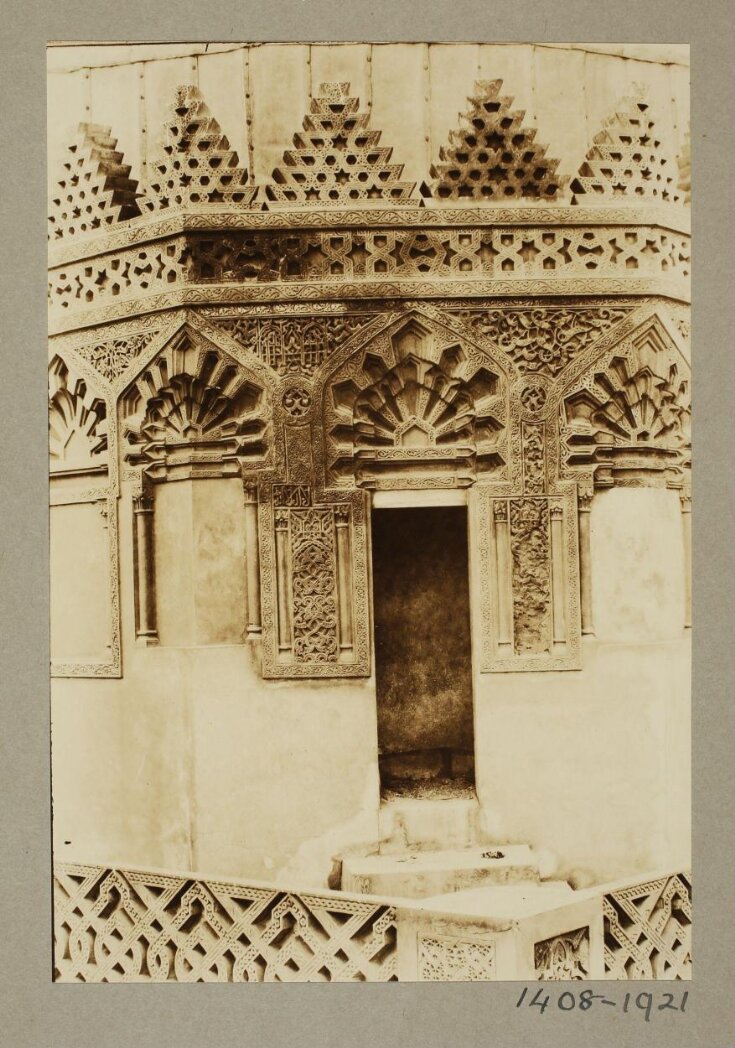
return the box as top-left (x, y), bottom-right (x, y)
top-left (120, 327), bottom-right (270, 482)
top-left (321, 315), bottom-right (508, 489)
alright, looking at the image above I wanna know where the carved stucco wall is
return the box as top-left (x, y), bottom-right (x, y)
top-left (48, 43), bottom-right (691, 888)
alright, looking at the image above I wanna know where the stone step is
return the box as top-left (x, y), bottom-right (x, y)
top-left (378, 794), bottom-right (485, 854)
top-left (341, 844), bottom-right (540, 899)
top-left (417, 880), bottom-right (576, 918)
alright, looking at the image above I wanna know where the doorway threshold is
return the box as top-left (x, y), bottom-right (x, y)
top-left (381, 778), bottom-right (477, 802)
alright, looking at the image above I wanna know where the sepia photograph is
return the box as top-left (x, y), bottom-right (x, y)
top-left (47, 40), bottom-right (692, 984)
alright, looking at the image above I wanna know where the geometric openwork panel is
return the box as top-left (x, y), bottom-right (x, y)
top-left (139, 85), bottom-right (258, 212)
top-left (48, 123), bottom-right (140, 241)
top-left (49, 354), bottom-right (108, 474)
top-left (325, 317), bottom-right (506, 487)
top-left (266, 82), bottom-right (416, 207)
top-left (561, 316), bottom-right (691, 487)
top-left (571, 88), bottom-right (682, 205)
top-left (258, 485), bottom-right (371, 679)
top-left (48, 220), bottom-right (692, 317)
top-left (603, 873), bottom-right (692, 979)
top-left (428, 79), bottom-right (567, 202)
top-left (53, 863), bottom-right (397, 982)
top-left (120, 328), bottom-right (269, 481)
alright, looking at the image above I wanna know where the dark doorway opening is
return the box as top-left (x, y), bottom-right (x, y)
top-left (372, 505), bottom-right (475, 796)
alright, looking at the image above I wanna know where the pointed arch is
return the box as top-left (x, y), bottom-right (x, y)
top-left (319, 310), bottom-right (508, 487)
top-left (120, 325), bottom-right (270, 480)
top-left (560, 314), bottom-right (691, 486)
top-left (49, 355), bottom-right (108, 473)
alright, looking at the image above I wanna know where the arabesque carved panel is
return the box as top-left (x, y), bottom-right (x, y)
top-left (258, 484), bottom-right (370, 678)
top-left (418, 935), bottom-right (496, 981)
top-left (534, 926), bottom-right (590, 980)
top-left (209, 314), bottom-right (375, 375)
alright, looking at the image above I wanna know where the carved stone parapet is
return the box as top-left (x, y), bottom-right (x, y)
top-left (48, 220), bottom-right (691, 327)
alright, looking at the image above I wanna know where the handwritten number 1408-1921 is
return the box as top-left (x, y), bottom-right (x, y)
top-left (516, 987), bottom-right (688, 1020)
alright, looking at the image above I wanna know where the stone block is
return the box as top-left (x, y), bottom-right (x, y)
top-left (341, 844), bottom-right (539, 898)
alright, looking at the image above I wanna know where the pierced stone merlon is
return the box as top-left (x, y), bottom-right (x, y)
top-left (492, 500), bottom-right (513, 653)
top-left (139, 84), bottom-right (258, 212)
top-left (549, 501), bottom-right (568, 652)
top-left (243, 483), bottom-right (262, 639)
top-left (334, 505), bottom-right (354, 653)
top-left (133, 493), bottom-right (158, 645)
top-left (680, 486), bottom-right (692, 629)
top-left (48, 123), bottom-right (140, 241)
top-left (577, 490), bottom-right (594, 636)
top-left (274, 509), bottom-right (292, 653)
top-left (425, 79), bottom-right (567, 203)
top-left (570, 86), bottom-right (682, 205)
top-left (265, 82), bottom-right (416, 207)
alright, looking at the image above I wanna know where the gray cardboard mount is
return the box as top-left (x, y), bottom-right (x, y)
top-left (1, 2), bottom-right (733, 1047)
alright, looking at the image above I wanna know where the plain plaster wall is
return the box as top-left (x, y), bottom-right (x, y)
top-left (51, 481), bottom-right (690, 888)
top-left (155, 478), bottom-right (247, 647)
top-left (50, 500), bottom-right (111, 661)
